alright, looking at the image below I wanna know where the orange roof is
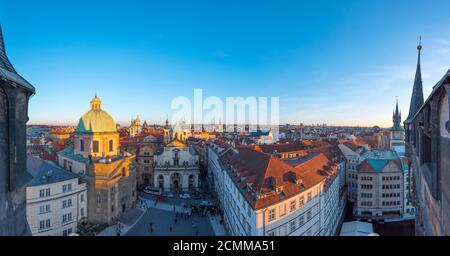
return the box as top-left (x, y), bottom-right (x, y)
top-left (218, 146), bottom-right (330, 209)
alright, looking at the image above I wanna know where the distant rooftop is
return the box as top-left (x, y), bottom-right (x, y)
top-left (363, 149), bottom-right (398, 160)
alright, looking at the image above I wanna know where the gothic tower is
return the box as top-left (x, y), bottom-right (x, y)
top-left (404, 38), bottom-right (424, 155)
top-left (390, 99), bottom-right (405, 155)
top-left (0, 25), bottom-right (35, 235)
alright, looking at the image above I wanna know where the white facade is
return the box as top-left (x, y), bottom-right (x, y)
top-left (320, 169), bottom-right (343, 235)
top-left (153, 145), bottom-right (200, 191)
top-left (338, 143), bottom-right (365, 202)
top-left (26, 177), bottom-right (87, 236)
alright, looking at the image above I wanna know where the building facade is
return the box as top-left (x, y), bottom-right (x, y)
top-left (136, 144), bottom-right (156, 187)
top-left (26, 156), bottom-right (87, 236)
top-left (208, 142), bottom-right (344, 236)
top-left (153, 140), bottom-right (200, 192)
top-left (355, 150), bottom-right (407, 221)
top-left (0, 25), bottom-right (35, 235)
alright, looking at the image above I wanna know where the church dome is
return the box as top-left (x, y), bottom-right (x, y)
top-left (76, 96), bottom-right (117, 133)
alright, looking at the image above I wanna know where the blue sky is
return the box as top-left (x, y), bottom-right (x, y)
top-left (2, 0), bottom-right (450, 127)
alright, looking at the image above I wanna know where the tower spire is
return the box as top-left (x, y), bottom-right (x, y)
top-left (0, 24), bottom-right (17, 73)
top-left (405, 36), bottom-right (424, 123)
top-left (392, 98), bottom-right (402, 131)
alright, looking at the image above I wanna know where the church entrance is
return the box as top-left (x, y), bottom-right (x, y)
top-left (171, 173), bottom-right (181, 192)
top-left (188, 174), bottom-right (195, 189)
top-left (158, 175), bottom-right (164, 189)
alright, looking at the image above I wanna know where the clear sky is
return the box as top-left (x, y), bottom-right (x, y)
top-left (2, 0), bottom-right (450, 127)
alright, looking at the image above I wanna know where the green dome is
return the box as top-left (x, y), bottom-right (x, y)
top-left (76, 96), bottom-right (117, 133)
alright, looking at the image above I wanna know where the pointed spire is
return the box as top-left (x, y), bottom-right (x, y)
top-left (0, 24), bottom-right (5, 53)
top-left (164, 114), bottom-right (170, 129)
top-left (0, 24), bottom-right (17, 73)
top-left (405, 36), bottom-right (424, 123)
top-left (392, 98), bottom-right (402, 130)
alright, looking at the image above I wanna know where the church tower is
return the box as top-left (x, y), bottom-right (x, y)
top-left (404, 38), bottom-right (424, 155)
top-left (163, 115), bottom-right (171, 145)
top-left (390, 98), bottom-right (405, 155)
top-left (0, 25), bottom-right (35, 235)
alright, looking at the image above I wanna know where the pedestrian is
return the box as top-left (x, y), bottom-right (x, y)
top-left (173, 206), bottom-right (176, 212)
top-left (174, 218), bottom-right (177, 224)
top-left (169, 226), bottom-right (172, 232)
top-left (150, 228), bottom-right (153, 233)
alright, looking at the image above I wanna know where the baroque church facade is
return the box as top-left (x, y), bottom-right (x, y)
top-left (57, 96), bottom-right (137, 224)
top-left (0, 25), bottom-right (35, 235)
top-left (153, 119), bottom-right (200, 192)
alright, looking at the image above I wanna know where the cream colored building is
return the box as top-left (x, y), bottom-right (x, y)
top-left (57, 96), bottom-right (137, 224)
top-left (26, 156), bottom-right (87, 236)
top-left (355, 150), bottom-right (406, 220)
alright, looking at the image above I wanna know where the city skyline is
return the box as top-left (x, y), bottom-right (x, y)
top-left (2, 0), bottom-right (450, 127)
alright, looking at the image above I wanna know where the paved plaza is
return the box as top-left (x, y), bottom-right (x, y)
top-left (125, 206), bottom-right (215, 236)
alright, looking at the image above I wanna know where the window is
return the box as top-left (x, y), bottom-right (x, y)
top-left (307, 192), bottom-right (312, 201)
top-left (267, 230), bottom-right (276, 236)
top-left (39, 220), bottom-right (45, 230)
top-left (268, 209), bottom-right (276, 222)
top-left (39, 205), bottom-right (46, 214)
top-left (306, 210), bottom-right (312, 220)
top-left (81, 208), bottom-right (85, 217)
top-left (63, 185), bottom-right (67, 193)
top-left (67, 184), bottom-right (72, 191)
top-left (290, 200), bottom-right (296, 212)
top-left (45, 188), bottom-right (50, 197)
top-left (93, 141), bottom-right (99, 153)
top-left (39, 189), bottom-right (45, 198)
top-left (62, 213), bottom-right (72, 223)
top-left (298, 214), bottom-right (305, 226)
top-left (81, 194), bottom-right (85, 202)
top-left (279, 204), bottom-right (286, 216)
top-left (289, 219), bottom-right (297, 233)
top-left (80, 139), bottom-right (84, 152)
top-left (299, 196), bottom-right (305, 207)
top-left (109, 140), bottom-right (114, 152)
top-left (45, 219), bottom-right (51, 228)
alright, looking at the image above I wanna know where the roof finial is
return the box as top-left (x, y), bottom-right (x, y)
top-left (417, 35), bottom-right (422, 52)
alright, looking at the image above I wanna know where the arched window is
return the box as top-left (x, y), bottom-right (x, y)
top-left (109, 139), bottom-right (114, 152)
top-left (80, 139), bottom-right (84, 152)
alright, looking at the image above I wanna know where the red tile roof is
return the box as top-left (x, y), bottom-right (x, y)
top-left (218, 146), bottom-right (331, 209)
